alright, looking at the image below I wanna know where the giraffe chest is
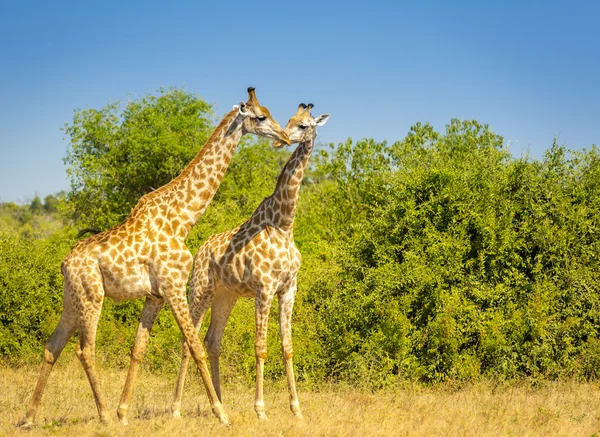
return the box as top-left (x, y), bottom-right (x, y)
top-left (215, 232), bottom-right (300, 294)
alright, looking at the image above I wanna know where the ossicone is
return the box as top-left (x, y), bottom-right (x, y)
top-left (296, 103), bottom-right (307, 115)
top-left (247, 87), bottom-right (258, 103)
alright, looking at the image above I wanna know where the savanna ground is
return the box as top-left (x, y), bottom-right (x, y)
top-left (2, 360), bottom-right (600, 437)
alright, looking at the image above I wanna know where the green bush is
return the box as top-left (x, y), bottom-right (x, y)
top-left (3, 112), bottom-right (600, 389)
top-left (305, 121), bottom-right (600, 384)
top-left (0, 226), bottom-right (71, 361)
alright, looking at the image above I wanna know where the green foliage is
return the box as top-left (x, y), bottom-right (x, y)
top-left (305, 121), bottom-right (600, 384)
top-left (0, 193), bottom-right (65, 238)
top-left (3, 110), bottom-right (600, 390)
top-left (0, 226), bottom-right (72, 360)
top-left (62, 87), bottom-right (216, 230)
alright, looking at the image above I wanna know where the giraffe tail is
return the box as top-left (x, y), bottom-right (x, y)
top-left (76, 228), bottom-right (102, 239)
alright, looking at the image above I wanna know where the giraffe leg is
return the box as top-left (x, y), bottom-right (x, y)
top-left (164, 283), bottom-right (229, 425)
top-left (279, 278), bottom-right (302, 418)
top-left (19, 306), bottom-right (77, 428)
top-left (171, 340), bottom-right (192, 418)
top-left (172, 280), bottom-right (214, 418)
top-left (204, 289), bottom-right (237, 403)
top-left (117, 297), bottom-right (164, 425)
top-left (75, 291), bottom-right (111, 424)
top-left (254, 287), bottom-right (275, 420)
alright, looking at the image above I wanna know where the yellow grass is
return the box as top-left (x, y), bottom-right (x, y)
top-left (2, 360), bottom-right (600, 436)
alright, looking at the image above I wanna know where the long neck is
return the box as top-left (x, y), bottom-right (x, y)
top-left (267, 136), bottom-right (315, 232)
top-left (154, 109), bottom-right (244, 235)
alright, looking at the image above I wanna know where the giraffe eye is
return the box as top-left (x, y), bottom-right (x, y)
top-left (299, 124), bottom-right (308, 130)
top-left (257, 115), bottom-right (267, 122)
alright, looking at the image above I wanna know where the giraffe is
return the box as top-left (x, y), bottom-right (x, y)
top-left (170, 103), bottom-right (329, 420)
top-left (19, 88), bottom-right (291, 428)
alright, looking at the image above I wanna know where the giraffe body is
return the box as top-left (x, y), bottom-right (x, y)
top-left (197, 221), bottom-right (300, 298)
top-left (171, 104), bottom-right (329, 420)
top-left (19, 88), bottom-right (290, 428)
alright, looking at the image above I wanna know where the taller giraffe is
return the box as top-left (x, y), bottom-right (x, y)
top-left (170, 103), bottom-right (329, 420)
top-left (19, 88), bottom-right (290, 428)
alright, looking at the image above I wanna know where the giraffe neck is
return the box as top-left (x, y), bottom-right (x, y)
top-left (150, 109), bottom-right (244, 235)
top-left (267, 136), bottom-right (315, 232)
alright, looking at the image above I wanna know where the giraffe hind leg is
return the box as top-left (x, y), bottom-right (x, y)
top-left (70, 273), bottom-right (111, 424)
top-left (19, 309), bottom-right (77, 428)
top-left (254, 285), bottom-right (276, 420)
top-left (204, 289), bottom-right (237, 403)
top-left (76, 306), bottom-right (110, 423)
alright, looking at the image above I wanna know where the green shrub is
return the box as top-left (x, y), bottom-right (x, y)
top-left (0, 226), bottom-right (71, 361)
top-left (4, 114), bottom-right (600, 389)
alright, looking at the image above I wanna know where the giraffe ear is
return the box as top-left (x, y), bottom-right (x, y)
top-left (238, 102), bottom-right (249, 115)
top-left (225, 102), bottom-right (249, 137)
top-left (313, 114), bottom-right (330, 127)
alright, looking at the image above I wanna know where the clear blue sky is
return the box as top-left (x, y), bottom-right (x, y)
top-left (1, 0), bottom-right (598, 203)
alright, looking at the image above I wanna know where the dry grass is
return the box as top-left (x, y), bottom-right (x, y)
top-left (2, 360), bottom-right (600, 436)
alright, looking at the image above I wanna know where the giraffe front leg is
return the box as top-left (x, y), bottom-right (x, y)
top-left (172, 281), bottom-right (214, 418)
top-left (255, 287), bottom-right (275, 420)
top-left (164, 284), bottom-right (229, 426)
top-left (117, 297), bottom-right (163, 425)
top-left (279, 279), bottom-right (302, 418)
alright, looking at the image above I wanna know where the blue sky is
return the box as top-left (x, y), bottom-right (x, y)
top-left (1, 0), bottom-right (598, 203)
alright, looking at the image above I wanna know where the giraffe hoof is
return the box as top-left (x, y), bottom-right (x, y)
top-left (293, 410), bottom-right (303, 419)
top-left (172, 410), bottom-right (182, 419)
top-left (219, 414), bottom-right (231, 426)
top-left (117, 406), bottom-right (128, 425)
top-left (17, 418), bottom-right (35, 429)
top-left (256, 411), bottom-right (268, 420)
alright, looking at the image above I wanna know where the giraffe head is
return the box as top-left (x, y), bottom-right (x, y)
top-left (274, 103), bottom-right (330, 147)
top-left (226, 87), bottom-right (291, 147)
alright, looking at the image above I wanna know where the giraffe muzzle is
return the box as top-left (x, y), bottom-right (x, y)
top-left (274, 132), bottom-right (291, 148)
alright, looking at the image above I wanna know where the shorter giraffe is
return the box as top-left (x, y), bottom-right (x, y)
top-left (171, 103), bottom-right (329, 420)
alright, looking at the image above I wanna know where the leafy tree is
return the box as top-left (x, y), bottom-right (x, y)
top-left (43, 193), bottom-right (62, 213)
top-left (0, 195), bottom-right (65, 239)
top-left (62, 87), bottom-right (216, 230)
top-left (29, 196), bottom-right (43, 214)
